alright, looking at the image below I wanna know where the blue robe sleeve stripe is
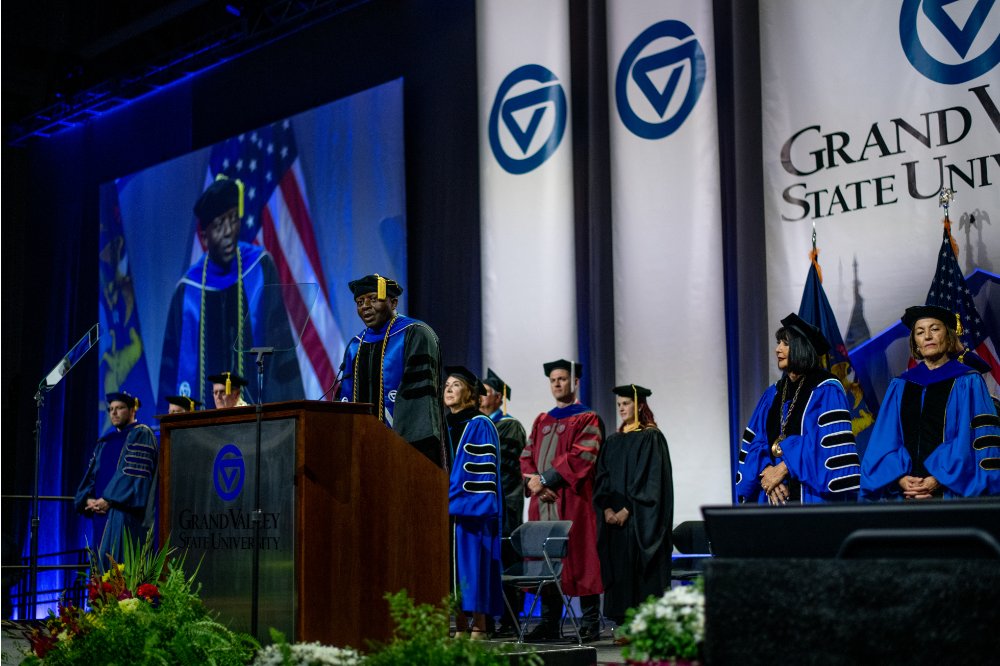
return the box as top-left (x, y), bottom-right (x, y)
top-left (817, 408), bottom-right (851, 427)
top-left (982, 459), bottom-right (1000, 470)
top-left (465, 443), bottom-right (497, 456)
top-left (974, 434), bottom-right (1000, 451)
top-left (741, 427), bottom-right (755, 444)
top-left (825, 452), bottom-right (861, 469)
top-left (821, 431), bottom-right (856, 448)
top-left (828, 474), bottom-right (861, 492)
top-left (463, 480), bottom-right (498, 493)
top-left (972, 413), bottom-right (1000, 428)
top-left (464, 462), bottom-right (497, 475)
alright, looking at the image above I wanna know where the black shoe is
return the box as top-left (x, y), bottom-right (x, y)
top-left (578, 625), bottom-right (601, 643)
top-left (494, 624), bottom-right (518, 639)
top-left (523, 622), bottom-right (560, 641)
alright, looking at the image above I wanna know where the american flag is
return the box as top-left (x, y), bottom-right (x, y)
top-left (925, 226), bottom-right (1000, 384)
top-left (200, 119), bottom-right (342, 399)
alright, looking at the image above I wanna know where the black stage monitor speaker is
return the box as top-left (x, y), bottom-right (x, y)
top-left (701, 497), bottom-right (1000, 558)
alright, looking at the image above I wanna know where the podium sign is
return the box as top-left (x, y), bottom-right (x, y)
top-left (170, 419), bottom-right (296, 636)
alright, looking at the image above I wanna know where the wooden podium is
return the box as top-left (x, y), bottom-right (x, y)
top-left (158, 401), bottom-right (449, 648)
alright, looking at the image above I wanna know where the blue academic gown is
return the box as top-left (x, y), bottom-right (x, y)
top-left (75, 421), bottom-right (158, 567)
top-left (158, 242), bottom-right (304, 411)
top-left (736, 372), bottom-right (861, 504)
top-left (861, 358), bottom-right (1000, 499)
top-left (447, 411), bottom-right (504, 616)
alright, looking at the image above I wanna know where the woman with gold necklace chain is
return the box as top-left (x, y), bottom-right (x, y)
top-left (735, 314), bottom-right (861, 505)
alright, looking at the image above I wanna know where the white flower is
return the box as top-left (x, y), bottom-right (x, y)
top-left (118, 598), bottom-right (141, 613)
top-left (252, 641), bottom-right (364, 666)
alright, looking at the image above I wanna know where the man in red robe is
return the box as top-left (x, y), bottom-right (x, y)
top-left (520, 359), bottom-right (604, 642)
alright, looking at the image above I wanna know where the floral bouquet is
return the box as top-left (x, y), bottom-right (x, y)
top-left (620, 581), bottom-right (705, 665)
top-left (23, 527), bottom-right (257, 665)
top-left (251, 629), bottom-right (364, 666)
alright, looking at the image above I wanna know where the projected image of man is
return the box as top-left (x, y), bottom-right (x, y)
top-left (158, 176), bottom-right (304, 410)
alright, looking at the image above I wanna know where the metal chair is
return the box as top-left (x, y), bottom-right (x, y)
top-left (500, 520), bottom-right (581, 644)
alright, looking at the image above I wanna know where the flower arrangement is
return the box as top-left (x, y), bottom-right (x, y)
top-left (23, 527), bottom-right (257, 666)
top-left (251, 629), bottom-right (364, 666)
top-left (620, 581), bottom-right (705, 664)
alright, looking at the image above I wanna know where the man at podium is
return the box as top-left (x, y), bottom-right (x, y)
top-left (336, 274), bottom-right (444, 467)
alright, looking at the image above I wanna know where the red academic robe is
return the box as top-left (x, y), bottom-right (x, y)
top-left (520, 404), bottom-right (603, 597)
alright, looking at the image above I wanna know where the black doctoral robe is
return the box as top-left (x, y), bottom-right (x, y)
top-left (593, 426), bottom-right (673, 622)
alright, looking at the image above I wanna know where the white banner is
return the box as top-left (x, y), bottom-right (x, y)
top-left (478, 0), bottom-right (578, 420)
top-left (607, 0), bottom-right (731, 525)
top-left (761, 0), bottom-right (1000, 364)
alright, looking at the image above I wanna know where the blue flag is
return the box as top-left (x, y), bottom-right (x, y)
top-left (797, 260), bottom-right (877, 454)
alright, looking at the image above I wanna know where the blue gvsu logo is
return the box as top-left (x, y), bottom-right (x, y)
top-left (616, 20), bottom-right (706, 140)
top-left (213, 443), bottom-right (245, 502)
top-left (489, 64), bottom-right (568, 174)
top-left (899, 0), bottom-right (1000, 84)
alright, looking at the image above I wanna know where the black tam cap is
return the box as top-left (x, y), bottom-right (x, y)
top-left (780, 313), bottom-right (831, 356)
top-left (106, 391), bottom-right (139, 409)
top-left (543, 359), bottom-right (582, 377)
top-left (901, 305), bottom-right (958, 331)
top-left (483, 368), bottom-right (511, 399)
top-left (445, 366), bottom-right (486, 396)
top-left (166, 395), bottom-right (202, 411)
top-left (194, 177), bottom-right (243, 229)
top-left (612, 384), bottom-right (652, 400)
top-left (348, 274), bottom-right (403, 299)
top-left (207, 371), bottom-right (248, 394)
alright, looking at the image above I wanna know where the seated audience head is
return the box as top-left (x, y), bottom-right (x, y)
top-left (208, 371), bottom-right (248, 408)
top-left (165, 395), bottom-right (202, 414)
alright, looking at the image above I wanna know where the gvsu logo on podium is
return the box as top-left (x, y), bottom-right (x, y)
top-left (616, 20), bottom-right (706, 140)
top-left (489, 64), bottom-right (568, 174)
top-left (213, 444), bottom-right (245, 502)
top-left (899, 0), bottom-right (1000, 84)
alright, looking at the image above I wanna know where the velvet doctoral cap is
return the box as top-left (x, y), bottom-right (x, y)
top-left (901, 305), bottom-right (958, 331)
top-left (780, 313), bottom-right (831, 356)
top-left (445, 365), bottom-right (486, 396)
top-left (194, 177), bottom-right (243, 229)
top-left (483, 368), bottom-right (511, 399)
top-left (348, 274), bottom-right (403, 299)
top-left (543, 359), bottom-right (583, 377)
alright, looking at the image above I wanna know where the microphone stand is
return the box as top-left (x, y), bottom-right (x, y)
top-left (249, 346), bottom-right (272, 641)
top-left (28, 386), bottom-right (46, 615)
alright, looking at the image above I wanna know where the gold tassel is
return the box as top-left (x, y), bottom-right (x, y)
top-left (225, 372), bottom-right (232, 395)
top-left (502, 383), bottom-right (508, 416)
top-left (376, 274), bottom-right (386, 300)
top-left (632, 385), bottom-right (639, 431)
top-left (955, 313), bottom-right (963, 337)
top-left (187, 397), bottom-right (195, 412)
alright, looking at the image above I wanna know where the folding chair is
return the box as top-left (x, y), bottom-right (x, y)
top-left (500, 520), bottom-right (581, 645)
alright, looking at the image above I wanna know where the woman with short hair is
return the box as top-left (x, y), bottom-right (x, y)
top-left (444, 366), bottom-right (504, 639)
top-left (735, 314), bottom-right (861, 504)
top-left (861, 305), bottom-right (1000, 499)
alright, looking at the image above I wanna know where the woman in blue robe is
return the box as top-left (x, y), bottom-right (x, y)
top-left (444, 366), bottom-right (503, 639)
top-left (735, 314), bottom-right (861, 504)
top-left (861, 305), bottom-right (1000, 499)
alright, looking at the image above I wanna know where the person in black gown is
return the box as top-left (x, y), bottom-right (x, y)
top-left (593, 384), bottom-right (673, 628)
